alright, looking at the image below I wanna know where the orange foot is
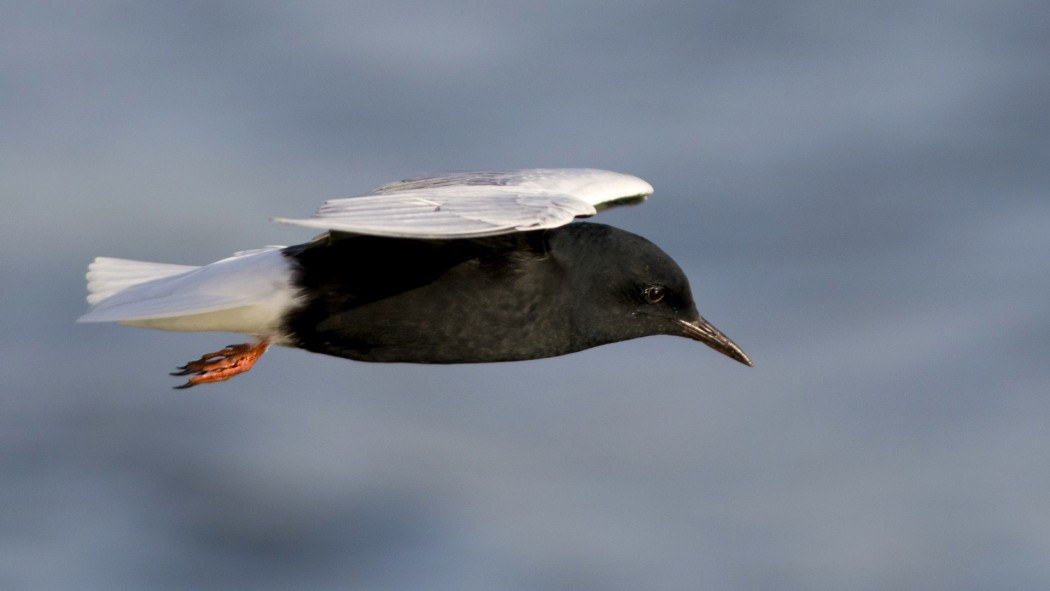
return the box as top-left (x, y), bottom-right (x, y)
top-left (171, 340), bottom-right (270, 389)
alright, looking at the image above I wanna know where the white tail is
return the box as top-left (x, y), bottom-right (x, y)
top-left (77, 247), bottom-right (299, 340)
top-left (86, 257), bottom-right (200, 305)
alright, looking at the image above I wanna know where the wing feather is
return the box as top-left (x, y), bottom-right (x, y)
top-left (273, 168), bottom-right (653, 238)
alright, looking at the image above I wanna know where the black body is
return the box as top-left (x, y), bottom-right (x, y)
top-left (280, 222), bottom-right (706, 364)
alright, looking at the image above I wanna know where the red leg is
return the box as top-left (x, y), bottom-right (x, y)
top-left (171, 339), bottom-right (270, 389)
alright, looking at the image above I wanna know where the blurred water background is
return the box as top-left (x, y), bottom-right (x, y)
top-left (3, 1), bottom-right (1049, 589)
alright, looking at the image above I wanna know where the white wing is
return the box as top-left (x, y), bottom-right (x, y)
top-left (273, 168), bottom-right (653, 238)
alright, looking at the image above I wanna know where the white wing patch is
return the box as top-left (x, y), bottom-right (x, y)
top-left (274, 168), bottom-right (653, 238)
top-left (275, 190), bottom-right (593, 238)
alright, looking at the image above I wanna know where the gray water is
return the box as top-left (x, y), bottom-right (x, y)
top-left (4, 1), bottom-right (1049, 589)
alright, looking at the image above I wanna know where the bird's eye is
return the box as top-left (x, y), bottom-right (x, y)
top-left (643, 285), bottom-right (667, 304)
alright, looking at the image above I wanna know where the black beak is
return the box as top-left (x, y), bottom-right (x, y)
top-left (676, 317), bottom-right (753, 367)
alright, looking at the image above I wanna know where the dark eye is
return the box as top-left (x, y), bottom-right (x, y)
top-left (643, 285), bottom-right (667, 304)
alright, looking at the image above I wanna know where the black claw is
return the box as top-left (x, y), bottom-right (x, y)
top-left (173, 381), bottom-right (196, 390)
top-left (170, 368), bottom-right (193, 376)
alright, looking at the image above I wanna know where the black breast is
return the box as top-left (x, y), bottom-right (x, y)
top-left (280, 230), bottom-right (572, 363)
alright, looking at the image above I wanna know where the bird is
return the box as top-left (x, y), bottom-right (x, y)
top-left (78, 168), bottom-right (752, 388)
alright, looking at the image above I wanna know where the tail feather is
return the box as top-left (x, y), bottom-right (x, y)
top-left (77, 248), bottom-right (298, 339)
top-left (86, 257), bottom-right (199, 305)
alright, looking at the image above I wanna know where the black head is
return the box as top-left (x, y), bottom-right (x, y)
top-left (551, 223), bottom-right (752, 366)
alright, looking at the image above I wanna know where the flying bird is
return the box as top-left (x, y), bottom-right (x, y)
top-left (78, 168), bottom-right (751, 388)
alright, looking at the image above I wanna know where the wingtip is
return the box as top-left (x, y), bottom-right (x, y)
top-left (272, 216), bottom-right (328, 230)
top-left (592, 193), bottom-right (649, 212)
top-left (75, 309), bottom-right (109, 324)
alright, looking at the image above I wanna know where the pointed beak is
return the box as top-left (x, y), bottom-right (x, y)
top-left (676, 317), bottom-right (753, 367)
